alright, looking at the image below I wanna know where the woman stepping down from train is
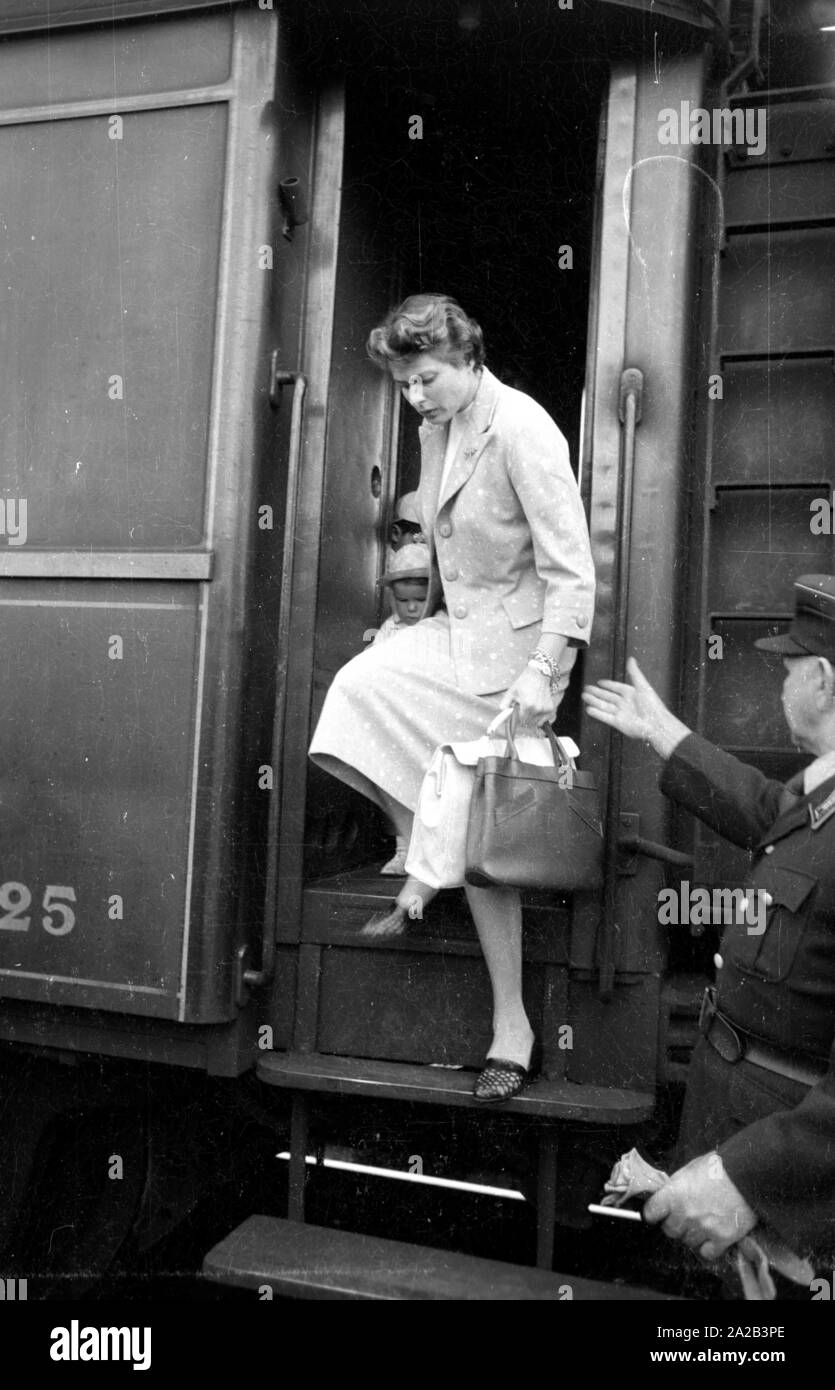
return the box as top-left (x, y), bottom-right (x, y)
top-left (309, 294), bottom-right (594, 1101)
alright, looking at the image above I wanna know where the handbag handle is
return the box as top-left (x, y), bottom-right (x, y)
top-left (544, 725), bottom-right (576, 769)
top-left (542, 724), bottom-right (576, 788)
top-left (490, 706), bottom-right (577, 784)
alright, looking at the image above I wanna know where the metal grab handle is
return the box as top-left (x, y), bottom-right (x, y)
top-left (597, 367), bottom-right (644, 1001)
top-left (243, 365), bottom-right (307, 991)
top-left (617, 834), bottom-right (694, 870)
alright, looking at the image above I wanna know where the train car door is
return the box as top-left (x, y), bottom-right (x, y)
top-left (268, 3), bottom-right (713, 1093)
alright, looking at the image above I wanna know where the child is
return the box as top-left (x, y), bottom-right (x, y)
top-left (370, 542), bottom-right (430, 874)
top-left (361, 540), bottom-right (431, 645)
top-left (373, 542), bottom-right (430, 645)
top-left (388, 491), bottom-right (425, 552)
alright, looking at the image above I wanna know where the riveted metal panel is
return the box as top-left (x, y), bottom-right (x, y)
top-left (683, 85), bottom-right (835, 897)
top-left (0, 6), bottom-right (289, 1026)
top-left (0, 581), bottom-right (200, 1018)
top-left (1, 104), bottom-right (226, 549)
top-left (720, 228), bottom-right (835, 354)
top-left (707, 490), bottom-right (834, 616)
top-left (712, 360), bottom-right (835, 486)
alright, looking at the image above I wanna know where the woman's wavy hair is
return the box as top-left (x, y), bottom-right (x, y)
top-left (366, 294), bottom-right (485, 370)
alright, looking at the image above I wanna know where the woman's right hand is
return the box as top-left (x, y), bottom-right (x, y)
top-left (582, 657), bottom-right (690, 758)
top-left (501, 664), bottom-right (557, 729)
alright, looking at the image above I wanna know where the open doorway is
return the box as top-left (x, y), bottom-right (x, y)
top-left (346, 20), bottom-right (607, 488)
top-left (305, 9), bottom-right (609, 880)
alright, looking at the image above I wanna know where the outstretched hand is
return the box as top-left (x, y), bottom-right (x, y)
top-left (582, 656), bottom-right (666, 740)
top-left (581, 657), bottom-right (690, 759)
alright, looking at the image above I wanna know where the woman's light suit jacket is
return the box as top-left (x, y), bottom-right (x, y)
top-left (413, 366), bottom-right (595, 696)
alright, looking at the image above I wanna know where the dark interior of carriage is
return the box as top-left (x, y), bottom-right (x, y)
top-left (302, 9), bottom-right (609, 886)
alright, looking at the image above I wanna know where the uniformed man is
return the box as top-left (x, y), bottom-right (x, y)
top-left (582, 574), bottom-right (835, 1277)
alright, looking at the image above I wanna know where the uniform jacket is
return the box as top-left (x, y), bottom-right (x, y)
top-left (661, 731), bottom-right (835, 1256)
top-left (412, 367), bottom-right (595, 696)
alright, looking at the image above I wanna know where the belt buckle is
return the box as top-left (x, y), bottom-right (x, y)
top-left (699, 987), bottom-right (745, 1063)
top-left (708, 1013), bottom-right (745, 1064)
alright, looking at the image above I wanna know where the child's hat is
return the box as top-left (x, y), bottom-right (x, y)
top-left (378, 541), bottom-right (431, 586)
top-left (394, 491), bottom-right (420, 523)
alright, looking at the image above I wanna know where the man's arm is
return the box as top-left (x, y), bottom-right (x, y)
top-left (641, 1062), bottom-right (835, 1263)
top-left (718, 1059), bottom-right (835, 1258)
top-left (582, 657), bottom-right (788, 849)
top-left (659, 730), bottom-right (788, 851)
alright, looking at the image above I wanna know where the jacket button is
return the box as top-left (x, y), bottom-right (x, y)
top-left (454, 603), bottom-right (468, 619)
top-left (713, 953), bottom-right (723, 970)
top-left (438, 522), bottom-right (452, 538)
top-left (577, 614), bottom-right (588, 629)
top-left (445, 568), bottom-right (459, 582)
top-left (763, 845), bottom-right (774, 854)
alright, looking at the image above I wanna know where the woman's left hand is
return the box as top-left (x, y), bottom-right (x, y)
top-left (501, 666), bottom-right (558, 728)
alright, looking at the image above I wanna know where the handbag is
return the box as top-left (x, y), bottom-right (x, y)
top-left (464, 724), bottom-right (603, 891)
top-left (405, 729), bottom-right (557, 891)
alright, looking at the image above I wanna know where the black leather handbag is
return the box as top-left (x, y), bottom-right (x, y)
top-left (464, 725), bottom-right (603, 891)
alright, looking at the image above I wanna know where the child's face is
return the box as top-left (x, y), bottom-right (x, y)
top-left (392, 578), bottom-right (427, 625)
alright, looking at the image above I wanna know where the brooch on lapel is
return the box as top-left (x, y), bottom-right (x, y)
top-left (463, 446), bottom-right (478, 459)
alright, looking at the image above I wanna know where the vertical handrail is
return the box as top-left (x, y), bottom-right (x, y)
top-left (243, 365), bottom-right (307, 990)
top-left (597, 367), bottom-right (643, 1001)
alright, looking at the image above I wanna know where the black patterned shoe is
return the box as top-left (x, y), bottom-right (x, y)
top-left (472, 1041), bottom-right (541, 1104)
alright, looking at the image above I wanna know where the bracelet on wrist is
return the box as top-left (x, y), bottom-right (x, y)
top-left (527, 648), bottom-right (562, 694)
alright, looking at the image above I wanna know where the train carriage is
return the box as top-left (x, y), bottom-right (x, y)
top-left (0, 0), bottom-right (832, 1299)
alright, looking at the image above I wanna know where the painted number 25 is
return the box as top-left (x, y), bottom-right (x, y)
top-left (0, 882), bottom-right (77, 936)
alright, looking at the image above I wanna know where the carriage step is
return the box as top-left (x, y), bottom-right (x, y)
top-left (203, 1216), bottom-right (674, 1301)
top-left (257, 1051), bottom-right (654, 1123)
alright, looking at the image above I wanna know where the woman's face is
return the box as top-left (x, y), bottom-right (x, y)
top-left (389, 351), bottom-right (480, 424)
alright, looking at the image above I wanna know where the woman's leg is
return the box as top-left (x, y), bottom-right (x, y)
top-left (464, 883), bottom-right (535, 1067)
top-left (362, 789), bottom-right (438, 937)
